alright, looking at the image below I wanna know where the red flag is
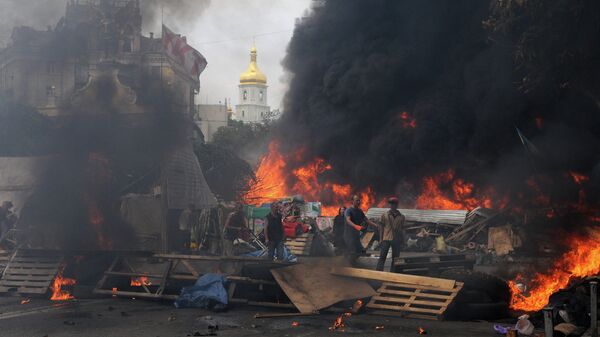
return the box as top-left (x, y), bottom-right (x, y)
top-left (162, 25), bottom-right (207, 80)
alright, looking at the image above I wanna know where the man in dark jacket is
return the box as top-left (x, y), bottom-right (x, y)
top-left (265, 202), bottom-right (284, 260)
top-left (344, 195), bottom-right (378, 258)
top-left (332, 206), bottom-right (346, 252)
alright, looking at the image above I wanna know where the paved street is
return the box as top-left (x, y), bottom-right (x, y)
top-left (0, 296), bottom-right (503, 337)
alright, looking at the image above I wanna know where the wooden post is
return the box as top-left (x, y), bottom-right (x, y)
top-left (543, 307), bottom-right (553, 337)
top-left (591, 281), bottom-right (598, 337)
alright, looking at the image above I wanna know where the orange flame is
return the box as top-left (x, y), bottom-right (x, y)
top-left (329, 314), bottom-right (346, 331)
top-left (130, 276), bottom-right (152, 287)
top-left (291, 321), bottom-right (300, 327)
top-left (508, 228), bottom-right (600, 312)
top-left (20, 299), bottom-right (30, 305)
top-left (50, 268), bottom-right (76, 301)
top-left (418, 327), bottom-right (427, 335)
top-left (415, 170), bottom-right (505, 210)
top-left (243, 141), bottom-right (376, 216)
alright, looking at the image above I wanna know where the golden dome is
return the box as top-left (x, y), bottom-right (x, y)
top-left (240, 45), bottom-right (267, 85)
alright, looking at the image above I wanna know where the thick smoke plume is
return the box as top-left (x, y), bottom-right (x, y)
top-left (140, 0), bottom-right (211, 33)
top-left (278, 0), bottom-right (600, 219)
top-left (0, 0), bottom-right (211, 46)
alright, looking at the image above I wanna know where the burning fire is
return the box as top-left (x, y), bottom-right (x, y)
top-left (418, 327), bottom-right (427, 335)
top-left (508, 228), bottom-right (600, 312)
top-left (329, 314), bottom-right (346, 331)
top-left (243, 141), bottom-right (376, 216)
top-left (415, 170), bottom-right (505, 210)
top-left (130, 276), bottom-right (152, 287)
top-left (50, 267), bottom-right (76, 301)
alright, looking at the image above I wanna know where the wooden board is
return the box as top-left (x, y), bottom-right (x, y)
top-left (271, 257), bottom-right (376, 313)
top-left (285, 233), bottom-right (313, 256)
top-left (367, 281), bottom-right (463, 320)
top-left (393, 253), bottom-right (475, 275)
top-left (361, 232), bottom-right (375, 250)
top-left (331, 267), bottom-right (456, 290)
top-left (0, 250), bottom-right (62, 295)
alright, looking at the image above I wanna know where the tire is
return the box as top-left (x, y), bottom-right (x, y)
top-left (440, 269), bottom-right (510, 304)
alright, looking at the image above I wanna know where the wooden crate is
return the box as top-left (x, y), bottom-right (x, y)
top-left (367, 281), bottom-right (463, 320)
top-left (285, 233), bottom-right (313, 256)
top-left (0, 250), bottom-right (62, 295)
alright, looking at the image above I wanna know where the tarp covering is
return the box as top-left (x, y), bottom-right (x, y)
top-left (174, 273), bottom-right (228, 309)
top-left (163, 145), bottom-right (217, 210)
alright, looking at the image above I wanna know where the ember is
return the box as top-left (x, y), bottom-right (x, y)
top-left (399, 111), bottom-right (417, 129)
top-left (20, 299), bottom-right (30, 305)
top-left (418, 326), bottom-right (427, 335)
top-left (329, 314), bottom-right (347, 331)
top-left (50, 268), bottom-right (76, 301)
top-left (244, 141), bottom-right (376, 216)
top-left (130, 276), bottom-right (152, 287)
top-left (508, 228), bottom-right (600, 312)
top-left (291, 321), bottom-right (300, 327)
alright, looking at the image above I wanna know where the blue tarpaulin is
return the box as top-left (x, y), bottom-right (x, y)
top-left (174, 273), bottom-right (228, 309)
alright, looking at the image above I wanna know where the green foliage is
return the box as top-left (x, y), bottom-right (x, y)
top-left (193, 142), bottom-right (254, 201)
top-left (211, 119), bottom-right (271, 155)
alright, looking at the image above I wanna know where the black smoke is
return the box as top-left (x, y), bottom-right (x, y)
top-left (277, 0), bottom-right (600, 216)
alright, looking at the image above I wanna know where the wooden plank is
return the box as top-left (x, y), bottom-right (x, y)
top-left (0, 280), bottom-right (53, 288)
top-left (377, 288), bottom-right (455, 300)
top-left (331, 267), bottom-right (456, 290)
top-left (370, 295), bottom-right (446, 307)
top-left (93, 289), bottom-right (178, 300)
top-left (1, 274), bottom-right (55, 281)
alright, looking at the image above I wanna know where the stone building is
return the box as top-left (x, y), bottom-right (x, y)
top-left (233, 44), bottom-right (270, 123)
top-left (0, 0), bottom-right (199, 117)
top-left (195, 103), bottom-right (230, 142)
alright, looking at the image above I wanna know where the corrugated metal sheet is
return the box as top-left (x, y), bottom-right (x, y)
top-left (366, 208), bottom-right (468, 225)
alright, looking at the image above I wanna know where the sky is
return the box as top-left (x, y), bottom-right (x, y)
top-left (0, 0), bottom-right (312, 111)
top-left (178, 0), bottom-right (312, 110)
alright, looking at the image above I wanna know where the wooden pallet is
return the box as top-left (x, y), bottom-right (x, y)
top-left (367, 281), bottom-right (463, 320)
top-left (0, 249), bottom-right (10, 275)
top-left (0, 250), bottom-right (63, 295)
top-left (393, 253), bottom-right (474, 275)
top-left (285, 233), bottom-right (313, 256)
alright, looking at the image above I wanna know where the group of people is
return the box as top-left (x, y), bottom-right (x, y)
top-left (334, 195), bottom-right (405, 271)
top-left (222, 195), bottom-right (405, 269)
top-left (223, 202), bottom-right (285, 261)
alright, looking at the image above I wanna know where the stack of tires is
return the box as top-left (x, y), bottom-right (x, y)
top-left (440, 269), bottom-right (511, 320)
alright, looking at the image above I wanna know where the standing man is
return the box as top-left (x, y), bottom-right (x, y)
top-left (265, 202), bottom-right (284, 260)
top-left (376, 197), bottom-right (406, 271)
top-left (345, 195), bottom-right (378, 258)
top-left (332, 206), bottom-right (347, 253)
top-left (223, 203), bottom-right (248, 256)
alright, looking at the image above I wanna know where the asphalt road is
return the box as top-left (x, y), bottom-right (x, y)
top-left (0, 296), bottom-right (507, 337)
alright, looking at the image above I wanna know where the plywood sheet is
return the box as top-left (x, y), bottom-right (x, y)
top-left (271, 257), bottom-right (376, 313)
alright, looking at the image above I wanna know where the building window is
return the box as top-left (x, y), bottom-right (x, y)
top-left (243, 90), bottom-right (247, 100)
top-left (242, 110), bottom-right (245, 117)
top-left (46, 61), bottom-right (56, 73)
top-left (46, 85), bottom-right (56, 97)
top-left (259, 91), bottom-right (263, 101)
